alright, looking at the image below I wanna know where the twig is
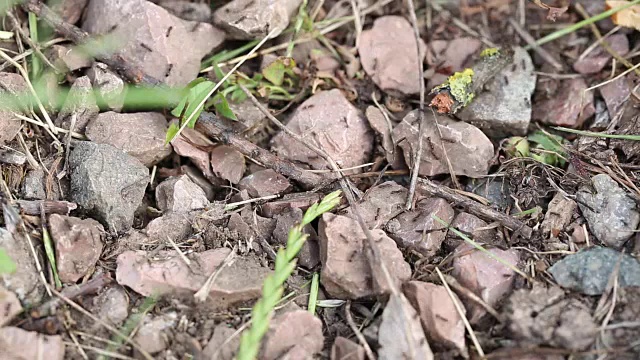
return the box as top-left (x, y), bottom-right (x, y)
top-left (345, 300), bottom-right (376, 360)
top-left (30, 273), bottom-right (113, 318)
top-left (507, 18), bottom-right (562, 71)
top-left (417, 178), bottom-right (533, 238)
top-left (15, 199), bottom-right (77, 215)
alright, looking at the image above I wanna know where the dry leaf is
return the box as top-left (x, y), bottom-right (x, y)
top-left (606, 1), bottom-right (640, 30)
top-left (530, 0), bottom-right (569, 21)
top-left (378, 293), bottom-right (434, 360)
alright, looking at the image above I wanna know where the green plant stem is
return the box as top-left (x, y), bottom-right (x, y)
top-left (528, 0), bottom-right (640, 49)
top-left (286, 0), bottom-right (308, 58)
top-left (41, 225), bottom-right (61, 288)
top-left (553, 126), bottom-right (640, 141)
top-left (28, 12), bottom-right (41, 79)
top-left (236, 191), bottom-right (341, 360)
top-left (308, 273), bottom-right (319, 315)
top-left (202, 39), bottom-right (260, 68)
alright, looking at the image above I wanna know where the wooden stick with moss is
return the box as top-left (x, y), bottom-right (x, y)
top-left (236, 190), bottom-right (342, 360)
top-left (429, 47), bottom-right (514, 114)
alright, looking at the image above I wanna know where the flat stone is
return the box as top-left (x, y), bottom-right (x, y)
top-left (450, 212), bottom-right (496, 244)
top-left (600, 76), bottom-right (631, 118)
top-left (49, 214), bottom-right (104, 283)
top-left (238, 169), bottom-right (292, 197)
top-left (228, 99), bottom-right (268, 133)
top-left (467, 177), bottom-right (513, 212)
top-left (0, 327), bottom-right (65, 360)
top-left (393, 110), bottom-right (494, 177)
top-left (157, 0), bottom-right (212, 22)
top-left (0, 228), bottom-right (45, 306)
top-left (358, 16), bottom-right (426, 96)
top-left (260, 192), bottom-right (321, 218)
top-left (319, 213), bottom-right (411, 299)
top-left (116, 248), bottom-right (270, 308)
top-left (574, 34), bottom-right (629, 74)
top-left (155, 175), bottom-right (209, 213)
top-left (541, 193), bottom-right (577, 238)
top-left (452, 243), bottom-right (519, 322)
top-left (456, 47), bottom-right (536, 137)
top-left (202, 324), bottom-right (239, 360)
top-left (344, 181), bottom-right (407, 229)
top-left (0, 73), bottom-right (27, 144)
top-left (171, 127), bottom-right (215, 180)
top-left (83, 0), bottom-right (225, 86)
top-left (331, 337), bottom-right (366, 360)
top-left (273, 208), bottom-right (319, 268)
top-left (85, 112), bottom-right (172, 167)
top-left (271, 89), bottom-right (374, 172)
top-left (69, 141), bottom-right (149, 234)
top-left (261, 310), bottom-right (324, 359)
top-left (386, 197), bottom-right (454, 258)
top-left (0, 285), bottom-right (22, 326)
top-left (427, 38), bottom-right (482, 89)
top-left (210, 145), bottom-right (246, 184)
top-left (549, 246), bottom-right (640, 295)
top-left (91, 285), bottom-right (129, 325)
top-left (365, 106), bottom-right (396, 166)
top-left (404, 281), bottom-right (466, 352)
top-left (134, 313), bottom-right (177, 354)
top-left (577, 174), bottom-right (640, 248)
top-left (55, 76), bottom-right (99, 132)
top-left (532, 78), bottom-right (595, 128)
top-left (51, 0), bottom-right (88, 24)
top-left (49, 45), bottom-right (92, 72)
top-left (213, 0), bottom-right (302, 40)
top-left (87, 63), bottom-right (125, 111)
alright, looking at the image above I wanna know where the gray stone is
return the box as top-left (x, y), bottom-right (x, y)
top-left (273, 208), bottom-right (319, 269)
top-left (49, 45), bottom-right (92, 72)
top-left (22, 168), bottom-right (48, 200)
top-left (577, 174), bottom-right (640, 247)
top-left (91, 285), bottom-right (129, 325)
top-left (0, 73), bottom-right (27, 144)
top-left (202, 324), bottom-right (239, 360)
top-left (51, 0), bottom-right (88, 25)
top-left (549, 247), bottom-right (640, 296)
top-left (85, 111), bottom-right (172, 166)
top-left (155, 175), bottom-right (209, 213)
top-left (0, 228), bottom-right (45, 306)
top-left (69, 141), bottom-right (149, 234)
top-left (0, 285), bottom-right (22, 326)
top-left (344, 181), bottom-right (407, 229)
top-left (87, 63), bottom-right (125, 111)
top-left (157, 0), bottom-right (211, 22)
top-left (56, 76), bottom-right (99, 132)
top-left (467, 178), bottom-right (513, 212)
top-left (0, 327), bottom-right (65, 360)
top-left (134, 313), bottom-right (177, 354)
top-left (456, 47), bottom-right (536, 137)
top-left (83, 0), bottom-right (225, 86)
top-left (213, 0), bottom-right (302, 40)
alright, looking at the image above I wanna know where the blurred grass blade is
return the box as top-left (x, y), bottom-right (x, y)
top-left (308, 272), bottom-right (319, 315)
top-left (0, 248), bottom-right (17, 274)
top-left (553, 126), bottom-right (640, 141)
top-left (28, 12), bottom-right (41, 79)
top-left (202, 39), bottom-right (260, 68)
top-left (41, 225), bottom-right (61, 288)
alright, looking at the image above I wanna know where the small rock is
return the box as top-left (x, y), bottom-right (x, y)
top-left (0, 228), bottom-right (45, 305)
top-left (467, 177), bottom-right (513, 212)
top-left (345, 181), bottom-right (407, 229)
top-left (0, 149), bottom-right (26, 166)
top-left (145, 211), bottom-right (194, 243)
top-left (260, 192), bottom-right (321, 218)
top-left (532, 78), bottom-right (595, 128)
top-left (134, 313), bottom-right (177, 354)
top-left (49, 214), bottom-right (104, 283)
top-left (213, 0), bottom-right (302, 40)
top-left (83, 0), bottom-right (225, 86)
top-left (85, 112), bottom-right (172, 166)
top-left (228, 99), bottom-right (268, 133)
top-left (600, 76), bottom-right (631, 119)
top-left (404, 281), bottom-right (466, 352)
top-left (601, 286), bottom-right (640, 353)
top-left (574, 34), bottom-right (629, 74)
top-left (155, 175), bottom-right (209, 213)
top-left (386, 197), bottom-right (454, 257)
top-left (49, 45), bottom-right (92, 72)
top-left (427, 38), bottom-right (482, 89)
top-left (452, 243), bottom-right (519, 322)
top-left (22, 168), bottom-right (49, 201)
top-left (271, 89), bottom-right (374, 172)
top-left (238, 169), bottom-right (292, 197)
top-left (549, 246), bottom-right (640, 295)
top-left (70, 141), bottom-right (149, 234)
top-left (202, 324), bottom-right (239, 360)
top-left (116, 248), bottom-right (270, 308)
top-left (91, 285), bottom-right (129, 325)
top-left (51, 0), bottom-right (88, 24)
top-left (210, 145), bottom-right (246, 184)
top-left (505, 285), bottom-right (596, 350)
top-left (331, 337), bottom-right (366, 360)
top-left (319, 213), bottom-right (411, 299)
top-left (261, 310), bottom-right (324, 360)
top-left (591, 98), bottom-right (611, 130)
top-left (157, 0), bottom-right (212, 22)
top-left (273, 208), bottom-right (319, 268)
top-left (55, 76), bottom-right (99, 132)
top-left (577, 174), bottom-right (640, 247)
top-left (0, 73), bottom-right (27, 144)
top-left (358, 16), bottom-right (426, 95)
top-left (456, 47), bottom-right (536, 137)
top-left (0, 327), bottom-right (65, 360)
top-left (0, 285), bottom-right (22, 326)
top-left (172, 127), bottom-right (215, 180)
top-left (365, 106), bottom-right (396, 166)
top-left (87, 63), bottom-right (125, 111)
top-left (541, 193), bottom-right (577, 238)
top-left (393, 110), bottom-right (494, 177)
top-left (450, 212), bottom-right (496, 244)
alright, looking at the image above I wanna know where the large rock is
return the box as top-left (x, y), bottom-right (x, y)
top-left (155, 175), bottom-right (209, 213)
top-left (358, 16), bottom-right (425, 96)
top-left (55, 76), bottom-right (99, 132)
top-left (0, 327), bottom-right (65, 360)
top-left (532, 78), bottom-right (595, 128)
top-left (49, 214), bottom-right (104, 283)
top-left (213, 0), bottom-right (302, 40)
top-left (318, 213), bottom-right (411, 299)
top-left (0, 228), bottom-right (45, 305)
top-left (0, 73), bottom-right (27, 144)
top-left (392, 110), bottom-right (494, 177)
top-left (85, 112), bottom-right (172, 167)
top-left (271, 89), bottom-right (373, 172)
top-left (69, 141), bottom-right (149, 233)
top-left (456, 47), bottom-right (536, 137)
top-left (576, 174), bottom-right (640, 248)
top-left (83, 0), bottom-right (225, 86)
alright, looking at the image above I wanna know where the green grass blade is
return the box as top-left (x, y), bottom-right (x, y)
top-left (42, 225), bottom-right (61, 288)
top-left (553, 126), bottom-right (640, 141)
top-left (202, 40), bottom-right (260, 68)
top-left (28, 12), bottom-right (41, 79)
top-left (0, 248), bottom-right (17, 274)
top-left (308, 273), bottom-right (319, 315)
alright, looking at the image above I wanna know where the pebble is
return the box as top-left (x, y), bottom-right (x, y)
top-left (210, 145), bottom-right (246, 184)
top-left (155, 175), bottom-right (209, 213)
top-left (261, 310), bottom-right (324, 359)
top-left (573, 34), bottom-right (628, 74)
top-left (0, 73), bottom-right (27, 144)
top-left (55, 76), bottom-right (99, 132)
top-left (238, 169), bottom-right (292, 198)
top-left (213, 0), bottom-right (302, 39)
top-left (87, 63), bottom-right (125, 111)
top-left (0, 228), bottom-right (46, 306)
top-left (344, 181), bottom-right (407, 229)
top-left (0, 285), bottom-right (22, 326)
top-left (532, 78), bottom-right (595, 128)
